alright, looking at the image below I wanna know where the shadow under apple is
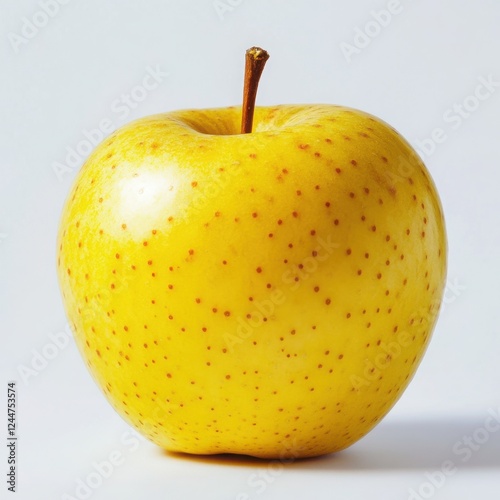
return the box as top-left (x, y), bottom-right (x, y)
top-left (162, 416), bottom-right (500, 471)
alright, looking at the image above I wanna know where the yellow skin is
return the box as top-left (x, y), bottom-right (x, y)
top-left (57, 105), bottom-right (446, 459)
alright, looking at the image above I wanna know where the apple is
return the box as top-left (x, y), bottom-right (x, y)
top-left (57, 48), bottom-right (446, 459)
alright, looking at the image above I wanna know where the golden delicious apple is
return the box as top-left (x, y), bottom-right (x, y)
top-left (57, 103), bottom-right (446, 458)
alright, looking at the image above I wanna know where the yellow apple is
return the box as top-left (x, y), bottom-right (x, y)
top-left (57, 103), bottom-right (446, 459)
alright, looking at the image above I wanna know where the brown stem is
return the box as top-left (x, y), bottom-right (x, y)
top-left (241, 47), bottom-right (270, 134)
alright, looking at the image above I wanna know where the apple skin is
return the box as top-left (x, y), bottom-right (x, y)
top-left (57, 105), bottom-right (446, 459)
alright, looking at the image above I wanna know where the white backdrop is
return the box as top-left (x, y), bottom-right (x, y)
top-left (1, 1), bottom-right (499, 499)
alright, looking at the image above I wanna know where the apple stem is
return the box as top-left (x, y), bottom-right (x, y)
top-left (241, 47), bottom-right (270, 134)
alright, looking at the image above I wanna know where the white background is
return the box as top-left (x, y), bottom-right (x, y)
top-left (1, 0), bottom-right (499, 499)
